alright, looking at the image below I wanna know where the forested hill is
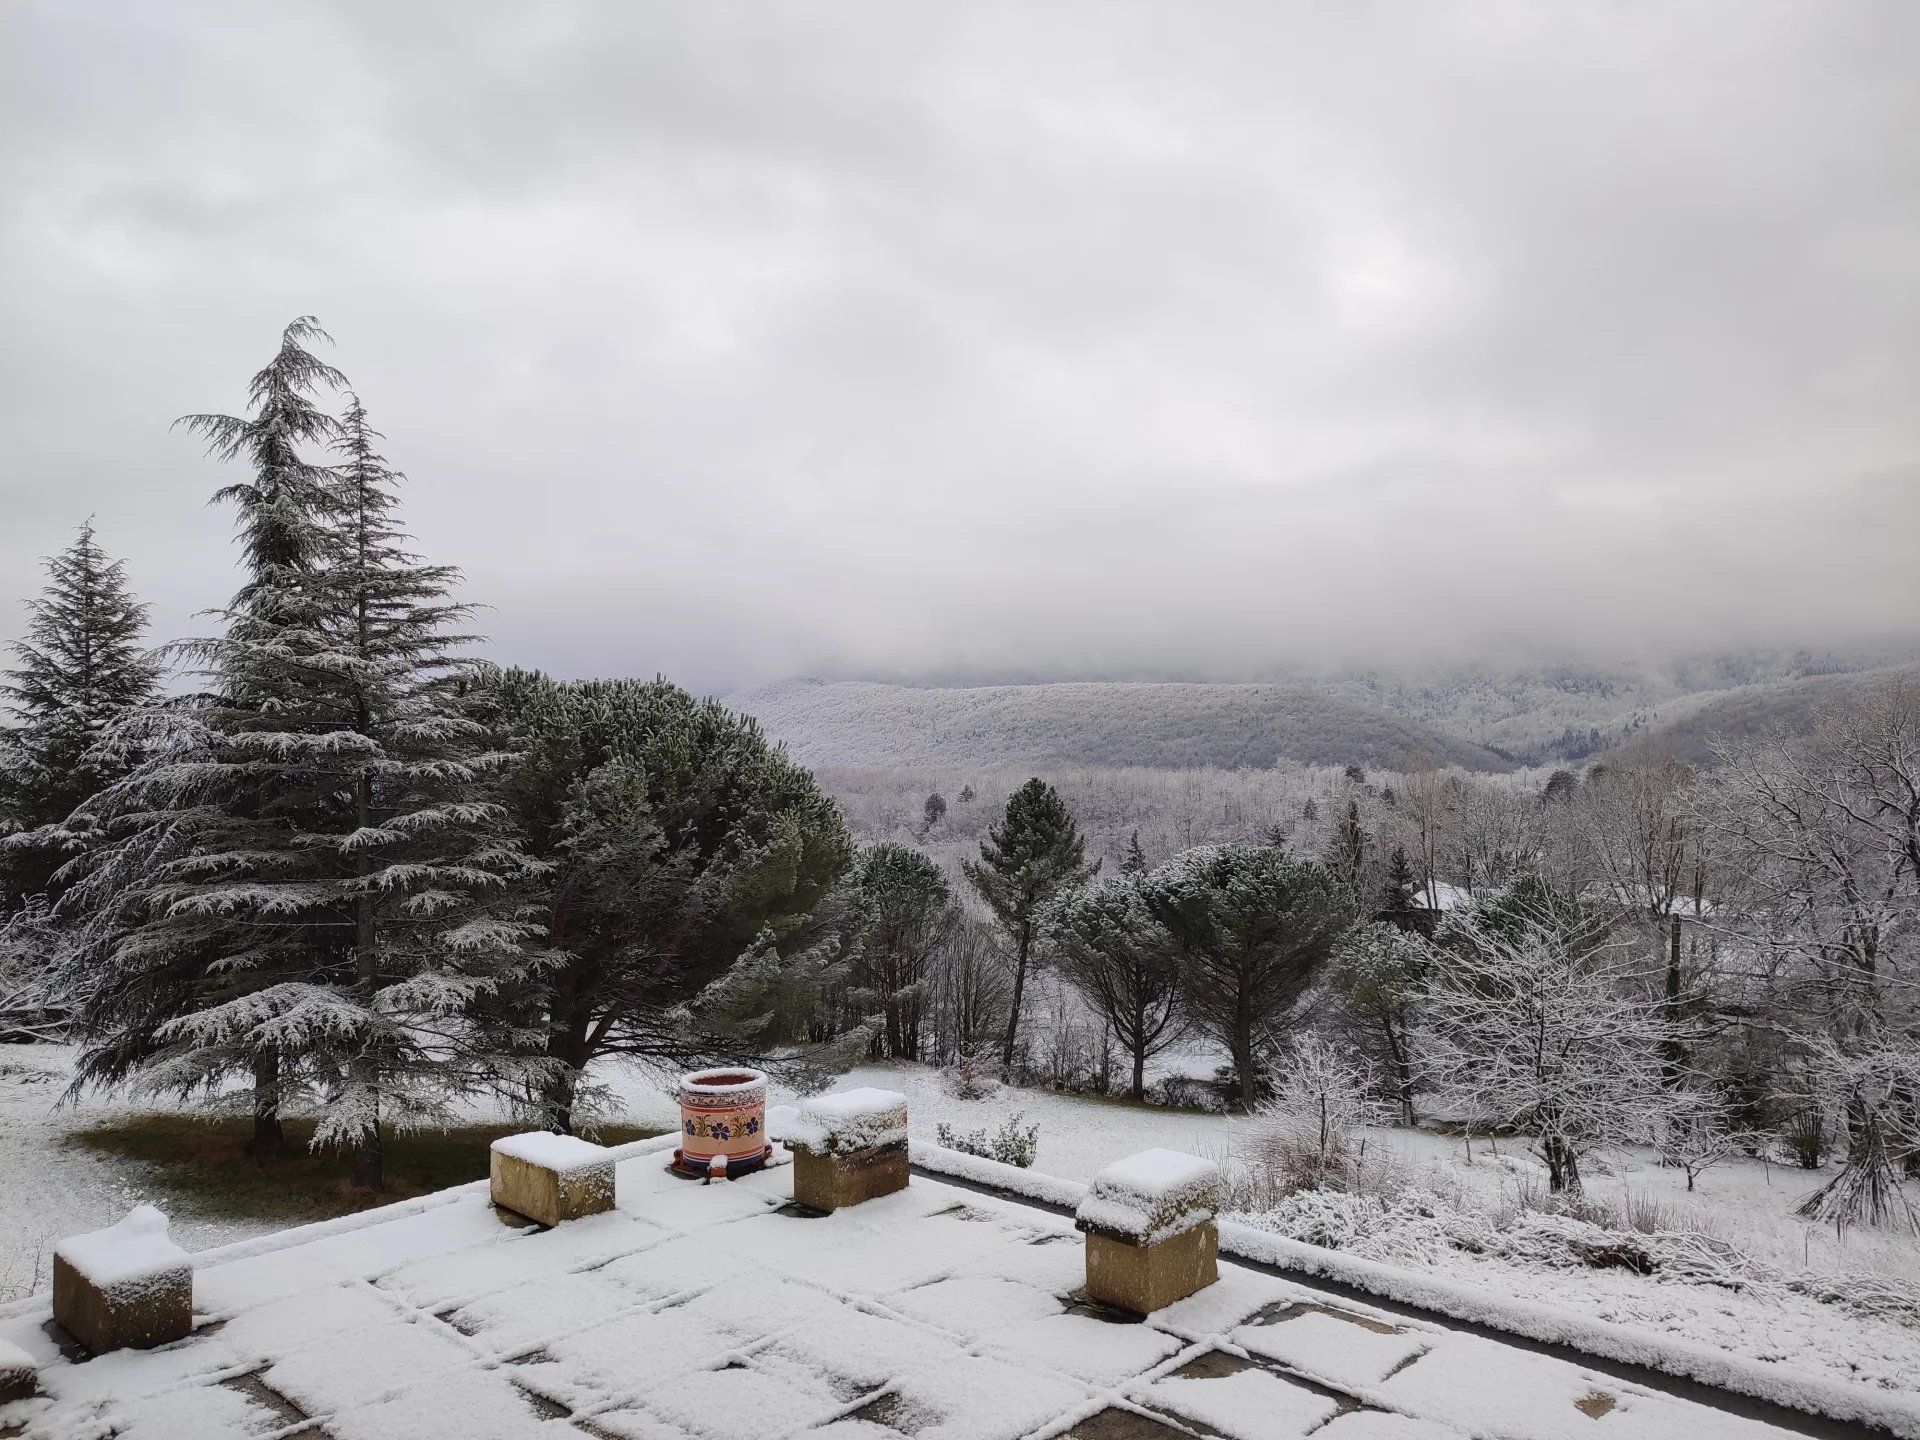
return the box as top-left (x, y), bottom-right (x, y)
top-left (1638, 661), bottom-right (1920, 764)
top-left (724, 679), bottom-right (1514, 772)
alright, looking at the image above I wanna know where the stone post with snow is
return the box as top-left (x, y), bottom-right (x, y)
top-left (490, 1132), bottom-right (617, 1227)
top-left (52, 1205), bottom-right (193, 1354)
top-left (785, 1087), bottom-right (910, 1212)
top-left (0, 1339), bottom-right (35, 1402)
top-left (1075, 1149), bottom-right (1220, 1315)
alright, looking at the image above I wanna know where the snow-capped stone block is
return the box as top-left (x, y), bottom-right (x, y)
top-left (52, 1205), bottom-right (193, 1354)
top-left (787, 1087), bottom-right (909, 1212)
top-left (1076, 1149), bottom-right (1219, 1315)
top-left (0, 1337), bottom-right (36, 1402)
top-left (489, 1131), bottom-right (616, 1228)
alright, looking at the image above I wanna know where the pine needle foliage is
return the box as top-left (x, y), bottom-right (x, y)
top-left (0, 520), bottom-right (159, 905)
top-left (67, 322), bottom-right (540, 1187)
top-left (963, 777), bottom-right (1097, 1077)
top-left (484, 670), bottom-right (858, 1131)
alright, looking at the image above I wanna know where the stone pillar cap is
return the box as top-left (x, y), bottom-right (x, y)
top-left (1077, 1149), bottom-right (1220, 1243)
top-left (789, 1087), bottom-right (909, 1153)
top-left (54, 1206), bottom-right (186, 1292)
top-left (491, 1131), bottom-right (610, 1173)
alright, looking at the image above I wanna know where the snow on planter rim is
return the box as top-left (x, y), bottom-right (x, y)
top-left (677, 1067), bottom-right (769, 1098)
top-left (490, 1131), bottom-right (610, 1172)
top-left (912, 1141), bottom-right (1920, 1440)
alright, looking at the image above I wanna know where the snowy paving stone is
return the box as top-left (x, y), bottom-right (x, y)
top-left (262, 1314), bottom-right (477, 1413)
top-left (217, 1282), bottom-right (399, 1361)
top-left (714, 1207), bottom-right (971, 1296)
top-left (194, 1249), bottom-right (355, 1319)
top-left (1312, 1411), bottom-right (1466, 1439)
top-left (582, 1406), bottom-right (706, 1440)
top-left (490, 1132), bottom-right (617, 1229)
top-left (37, 1331), bottom-right (247, 1407)
top-left (631, 1356), bottom-right (850, 1437)
top-left (1146, 1269), bottom-right (1293, 1343)
top-left (801, 1420), bottom-right (911, 1439)
top-left (621, 1172), bottom-right (785, 1229)
top-left (1232, 1308), bottom-right (1429, 1388)
top-left (295, 1198), bottom-right (516, 1279)
top-left (1371, 1334), bottom-right (1664, 1440)
top-left (444, 1270), bottom-right (644, 1357)
top-left (379, 1209), bottom-right (664, 1310)
top-left (323, 1368), bottom-right (563, 1440)
top-left (1136, 1361), bottom-right (1342, 1440)
top-left (101, 1378), bottom-right (289, 1440)
top-left (52, 1205), bottom-right (194, 1354)
top-left (880, 1350), bottom-right (1094, 1440)
top-left (535, 1306), bottom-right (739, 1406)
top-left (759, 1306), bottom-right (967, 1392)
top-left (885, 1275), bottom-right (1066, 1342)
top-left (595, 1234), bottom-right (752, 1302)
top-left (982, 1310), bottom-right (1184, 1386)
top-left (674, 1274), bottom-right (860, 1344)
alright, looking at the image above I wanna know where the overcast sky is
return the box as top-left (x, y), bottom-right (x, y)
top-left (3, 2), bottom-right (1917, 697)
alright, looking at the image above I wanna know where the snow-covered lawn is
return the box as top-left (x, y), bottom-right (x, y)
top-left (7, 1044), bottom-right (1918, 1400)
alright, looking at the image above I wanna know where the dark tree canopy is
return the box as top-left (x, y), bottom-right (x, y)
top-left (1043, 872), bottom-right (1181, 1101)
top-left (963, 777), bottom-right (1097, 1075)
top-left (1141, 843), bottom-right (1351, 1110)
top-left (487, 669), bottom-right (856, 1129)
top-left (851, 841), bottom-right (959, 1062)
top-left (0, 521), bottom-right (158, 906)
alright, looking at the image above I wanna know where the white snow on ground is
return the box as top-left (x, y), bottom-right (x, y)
top-left (0, 1137), bottom-right (1868, 1440)
top-left (8, 1043), bottom-right (1919, 1408)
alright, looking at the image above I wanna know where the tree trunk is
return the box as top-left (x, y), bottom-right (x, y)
top-left (1544, 1134), bottom-right (1581, 1194)
top-left (1234, 1009), bottom-right (1258, 1113)
top-left (246, 1050), bottom-right (286, 1159)
top-left (1130, 1044), bottom-right (1146, 1104)
top-left (999, 920), bottom-right (1031, 1079)
top-left (352, 765), bottom-right (383, 1191)
top-left (1660, 915), bottom-right (1685, 1089)
top-left (1381, 1019), bottom-right (1414, 1127)
top-left (354, 1123), bottom-right (383, 1191)
top-left (542, 964), bottom-right (593, 1135)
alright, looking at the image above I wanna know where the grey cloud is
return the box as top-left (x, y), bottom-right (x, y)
top-left (2, 1), bottom-right (1916, 699)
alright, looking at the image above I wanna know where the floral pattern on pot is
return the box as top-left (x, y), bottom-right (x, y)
top-left (672, 1067), bottom-right (772, 1177)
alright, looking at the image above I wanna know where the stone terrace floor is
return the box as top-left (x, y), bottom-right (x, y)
top-left (0, 1139), bottom-right (1804, 1440)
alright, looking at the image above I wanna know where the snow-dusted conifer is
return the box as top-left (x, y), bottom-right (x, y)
top-left (1041, 872), bottom-right (1181, 1101)
top-left (964, 778), bottom-right (1097, 1078)
top-left (69, 325), bottom-right (538, 1186)
top-left (0, 521), bottom-right (158, 907)
top-left (486, 670), bottom-right (857, 1132)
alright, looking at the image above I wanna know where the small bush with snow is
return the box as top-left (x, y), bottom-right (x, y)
top-left (936, 1111), bottom-right (1040, 1168)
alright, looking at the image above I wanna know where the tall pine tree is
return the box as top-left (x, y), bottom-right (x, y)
top-left (964, 778), bottom-right (1097, 1076)
top-left (0, 521), bottom-right (158, 907)
top-left (70, 324), bottom-right (538, 1186)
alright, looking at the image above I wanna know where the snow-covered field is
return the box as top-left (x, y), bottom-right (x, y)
top-left (6, 1045), bottom-right (1918, 1400)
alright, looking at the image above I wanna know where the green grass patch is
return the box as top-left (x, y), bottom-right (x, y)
top-left (64, 1114), bottom-right (665, 1226)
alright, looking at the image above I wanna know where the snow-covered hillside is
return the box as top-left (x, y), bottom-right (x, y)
top-left (726, 679), bottom-right (1512, 772)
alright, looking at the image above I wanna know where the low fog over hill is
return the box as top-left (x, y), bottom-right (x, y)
top-left (725, 679), bottom-right (1512, 772)
top-left (730, 647), bottom-right (1920, 773)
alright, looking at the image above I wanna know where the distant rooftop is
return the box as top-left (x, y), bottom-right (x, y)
top-left (0, 1135), bottom-right (1820, 1439)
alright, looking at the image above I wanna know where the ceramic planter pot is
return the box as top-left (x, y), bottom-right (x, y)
top-left (671, 1067), bottom-right (771, 1178)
